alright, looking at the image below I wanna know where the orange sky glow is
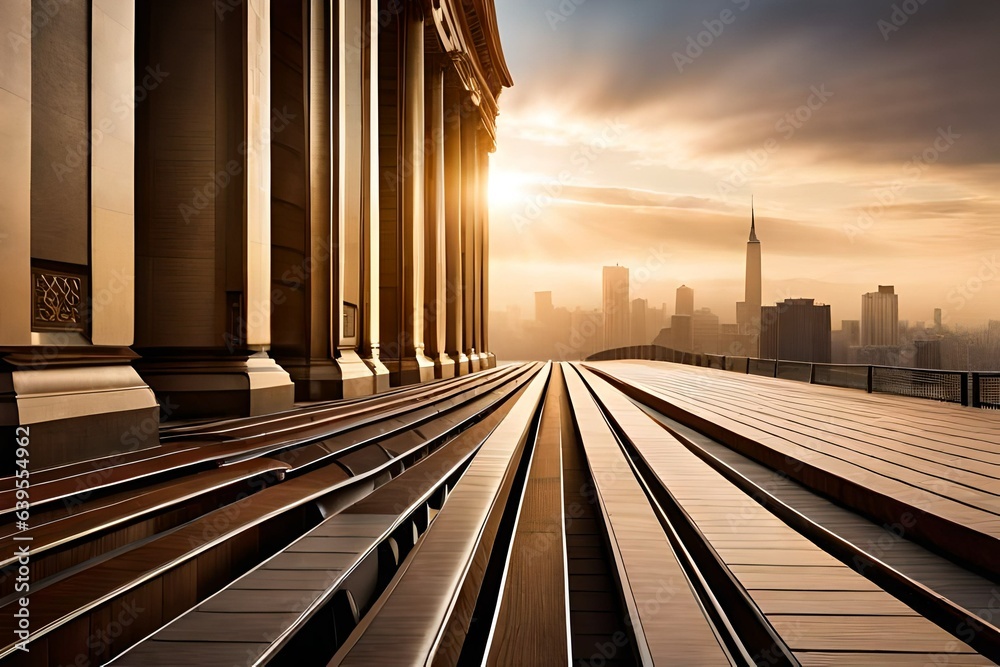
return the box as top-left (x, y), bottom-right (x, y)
top-left (488, 1), bottom-right (1000, 328)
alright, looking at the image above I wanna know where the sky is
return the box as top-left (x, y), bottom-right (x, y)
top-left (487, 0), bottom-right (1000, 328)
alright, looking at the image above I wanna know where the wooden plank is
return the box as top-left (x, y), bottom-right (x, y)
top-left (487, 364), bottom-right (570, 666)
top-left (154, 611), bottom-right (302, 643)
top-left (562, 366), bottom-right (729, 666)
top-left (646, 374), bottom-right (1000, 491)
top-left (730, 565), bottom-right (882, 591)
top-left (0, 366), bottom-right (518, 508)
top-left (0, 458), bottom-right (290, 568)
top-left (632, 373), bottom-right (1000, 509)
top-left (112, 642), bottom-right (272, 666)
top-left (795, 652), bottom-right (994, 666)
top-left (771, 615), bottom-right (976, 653)
top-left (751, 590), bottom-right (918, 616)
top-left (330, 366), bottom-right (551, 666)
top-left (576, 365), bottom-right (992, 662)
top-left (198, 588), bottom-right (318, 613)
top-left (262, 552), bottom-right (360, 571)
top-left (585, 362), bottom-right (1000, 576)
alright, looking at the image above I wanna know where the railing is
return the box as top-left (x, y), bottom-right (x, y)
top-left (973, 373), bottom-right (1000, 409)
top-left (586, 345), bottom-right (993, 409)
top-left (747, 358), bottom-right (776, 378)
top-left (870, 366), bottom-right (968, 405)
top-left (812, 364), bottom-right (869, 391)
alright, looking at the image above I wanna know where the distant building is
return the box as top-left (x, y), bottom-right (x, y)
top-left (915, 338), bottom-right (943, 370)
top-left (692, 308), bottom-right (720, 355)
top-left (862, 285), bottom-right (899, 346)
top-left (671, 314), bottom-right (694, 352)
top-left (934, 308), bottom-right (943, 331)
top-left (535, 291), bottom-right (554, 324)
top-left (737, 205), bottom-right (762, 356)
top-left (653, 327), bottom-right (671, 349)
top-left (760, 298), bottom-right (831, 363)
top-left (853, 345), bottom-right (902, 367)
top-left (631, 298), bottom-right (648, 345)
top-left (646, 304), bottom-right (667, 343)
top-left (568, 308), bottom-right (604, 360)
top-left (719, 323), bottom-right (752, 357)
top-left (602, 266), bottom-right (630, 349)
top-left (676, 285), bottom-right (695, 316)
top-left (832, 320), bottom-right (861, 363)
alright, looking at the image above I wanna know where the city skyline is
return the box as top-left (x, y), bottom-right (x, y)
top-left (488, 1), bottom-right (1000, 328)
top-left (498, 215), bottom-right (982, 334)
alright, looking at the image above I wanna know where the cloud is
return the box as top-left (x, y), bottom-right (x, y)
top-left (501, 0), bottom-right (1000, 168)
top-left (489, 0), bottom-right (1000, 326)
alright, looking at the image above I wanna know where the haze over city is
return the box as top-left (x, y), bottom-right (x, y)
top-left (488, 0), bottom-right (1000, 328)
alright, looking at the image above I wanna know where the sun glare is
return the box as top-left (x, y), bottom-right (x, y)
top-left (489, 169), bottom-right (527, 206)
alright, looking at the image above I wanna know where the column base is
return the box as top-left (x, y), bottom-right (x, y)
top-left (451, 352), bottom-right (470, 376)
top-left (277, 350), bottom-right (379, 401)
top-left (468, 351), bottom-right (482, 373)
top-left (0, 348), bottom-right (159, 472)
top-left (429, 352), bottom-right (456, 380)
top-left (134, 351), bottom-right (295, 419)
top-left (338, 349), bottom-right (381, 398)
top-left (401, 353), bottom-right (436, 385)
top-left (361, 351), bottom-right (391, 394)
top-left (384, 354), bottom-right (436, 387)
top-left (482, 352), bottom-right (497, 369)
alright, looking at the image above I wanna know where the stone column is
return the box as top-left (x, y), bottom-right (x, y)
top-left (359, 0), bottom-right (390, 392)
top-left (0, 0), bottom-right (32, 346)
top-left (461, 106), bottom-right (481, 372)
top-left (443, 75), bottom-right (469, 375)
top-left (133, 0), bottom-right (293, 419)
top-left (478, 143), bottom-right (496, 369)
top-left (423, 58), bottom-right (455, 379)
top-left (396, 3), bottom-right (435, 385)
top-left (333, 0), bottom-right (383, 396)
top-left (0, 0), bottom-right (159, 471)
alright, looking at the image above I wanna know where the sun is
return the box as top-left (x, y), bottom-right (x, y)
top-left (489, 168), bottom-right (527, 206)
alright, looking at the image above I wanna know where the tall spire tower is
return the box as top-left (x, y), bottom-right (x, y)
top-left (738, 199), bottom-right (763, 356)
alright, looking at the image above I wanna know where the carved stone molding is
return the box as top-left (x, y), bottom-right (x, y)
top-left (31, 267), bottom-right (87, 332)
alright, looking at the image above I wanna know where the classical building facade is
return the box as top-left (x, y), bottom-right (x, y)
top-left (0, 0), bottom-right (510, 470)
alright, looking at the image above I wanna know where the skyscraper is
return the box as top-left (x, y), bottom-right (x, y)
top-left (862, 286), bottom-right (899, 346)
top-left (603, 266), bottom-right (630, 349)
top-left (692, 308), bottom-right (720, 354)
top-left (737, 203), bottom-right (762, 356)
top-left (671, 314), bottom-right (694, 352)
top-left (535, 291), bottom-right (554, 324)
top-left (631, 298), bottom-right (648, 345)
top-left (832, 320), bottom-right (861, 363)
top-left (759, 298), bottom-right (831, 363)
top-left (676, 285), bottom-right (695, 316)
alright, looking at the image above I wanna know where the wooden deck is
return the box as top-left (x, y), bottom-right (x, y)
top-left (586, 360), bottom-right (1000, 576)
top-left (5, 360), bottom-right (999, 665)
top-left (577, 363), bottom-right (990, 665)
